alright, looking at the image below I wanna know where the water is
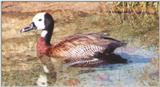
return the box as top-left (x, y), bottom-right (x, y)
top-left (76, 46), bottom-right (158, 87)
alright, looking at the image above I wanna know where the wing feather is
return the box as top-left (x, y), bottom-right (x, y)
top-left (50, 33), bottom-right (126, 58)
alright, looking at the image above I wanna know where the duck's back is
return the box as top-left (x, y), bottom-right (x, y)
top-left (50, 33), bottom-right (126, 59)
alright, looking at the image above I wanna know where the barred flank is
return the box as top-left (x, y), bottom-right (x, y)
top-left (66, 58), bottom-right (103, 67)
top-left (64, 45), bottom-right (104, 58)
top-left (50, 33), bottom-right (127, 66)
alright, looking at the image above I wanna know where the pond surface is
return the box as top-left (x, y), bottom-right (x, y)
top-left (2, 10), bottom-right (159, 86)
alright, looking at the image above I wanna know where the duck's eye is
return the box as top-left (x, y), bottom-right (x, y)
top-left (38, 19), bottom-right (42, 21)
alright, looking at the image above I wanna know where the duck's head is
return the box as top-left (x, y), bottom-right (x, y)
top-left (20, 12), bottom-right (54, 34)
top-left (20, 12), bottom-right (54, 44)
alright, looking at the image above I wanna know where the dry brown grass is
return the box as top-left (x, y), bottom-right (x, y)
top-left (2, 2), bottom-right (159, 86)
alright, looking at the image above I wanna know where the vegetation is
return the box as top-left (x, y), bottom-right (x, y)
top-left (2, 2), bottom-right (159, 86)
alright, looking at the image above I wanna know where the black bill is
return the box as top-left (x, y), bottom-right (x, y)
top-left (20, 22), bottom-right (36, 32)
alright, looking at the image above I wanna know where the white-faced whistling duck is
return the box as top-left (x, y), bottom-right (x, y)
top-left (20, 12), bottom-right (127, 71)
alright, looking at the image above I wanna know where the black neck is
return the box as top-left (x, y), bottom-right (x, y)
top-left (43, 13), bottom-right (54, 45)
top-left (44, 27), bottom-right (53, 45)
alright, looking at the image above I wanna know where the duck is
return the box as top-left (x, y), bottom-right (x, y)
top-left (20, 12), bottom-right (127, 68)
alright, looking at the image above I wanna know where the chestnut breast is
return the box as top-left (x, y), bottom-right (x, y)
top-left (36, 37), bottom-right (51, 57)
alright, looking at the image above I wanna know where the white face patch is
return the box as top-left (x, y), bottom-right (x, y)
top-left (32, 12), bottom-right (46, 30)
top-left (41, 30), bottom-right (48, 37)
